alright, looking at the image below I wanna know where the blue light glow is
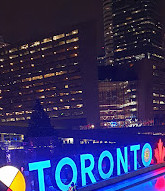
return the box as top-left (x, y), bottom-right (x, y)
top-left (55, 157), bottom-right (77, 191)
top-left (29, 160), bottom-right (51, 191)
top-left (117, 147), bottom-right (128, 175)
top-left (130, 144), bottom-right (140, 170)
top-left (80, 154), bottom-right (96, 186)
top-left (98, 150), bottom-right (114, 179)
top-left (141, 143), bottom-right (152, 167)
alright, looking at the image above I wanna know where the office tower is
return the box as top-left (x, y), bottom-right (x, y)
top-left (101, 0), bottom-right (165, 126)
top-left (103, 0), bottom-right (113, 65)
top-left (0, 23), bottom-right (99, 129)
top-left (103, 0), bottom-right (164, 65)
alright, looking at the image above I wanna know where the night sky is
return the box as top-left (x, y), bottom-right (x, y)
top-left (0, 0), bottom-right (164, 54)
top-left (0, 0), bottom-right (104, 53)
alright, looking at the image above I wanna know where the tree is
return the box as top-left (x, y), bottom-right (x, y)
top-left (27, 99), bottom-right (54, 137)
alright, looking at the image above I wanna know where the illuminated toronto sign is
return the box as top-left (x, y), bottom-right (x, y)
top-left (29, 143), bottom-right (153, 191)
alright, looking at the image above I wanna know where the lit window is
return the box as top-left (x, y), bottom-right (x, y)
top-left (76, 104), bottom-right (83, 108)
top-left (9, 55), bottom-right (18, 59)
top-left (32, 75), bottom-right (43, 80)
top-left (160, 101), bottom-right (165, 104)
top-left (22, 77), bottom-right (32, 82)
top-left (153, 65), bottom-right (156, 69)
top-left (9, 48), bottom-right (18, 53)
top-left (56, 71), bottom-right (67, 76)
top-left (41, 38), bottom-right (52, 44)
top-left (66, 30), bottom-right (78, 36)
top-left (15, 111), bottom-right (24, 115)
top-left (67, 46), bottom-right (79, 51)
top-left (65, 85), bottom-right (69, 88)
top-left (36, 89), bottom-right (44, 93)
top-left (7, 118), bottom-right (15, 122)
top-left (44, 73), bottom-right (55, 78)
top-left (70, 90), bottom-right (82, 94)
top-left (25, 110), bottom-right (32, 114)
top-left (41, 45), bottom-right (52, 50)
top-left (20, 44), bottom-right (28, 49)
top-left (39, 95), bottom-right (45, 99)
top-left (66, 37), bottom-right (79, 44)
top-left (53, 34), bottom-right (65, 40)
top-left (16, 117), bottom-right (25, 121)
top-left (30, 41), bottom-right (40, 47)
top-left (64, 106), bottom-right (70, 109)
top-left (70, 53), bottom-right (78, 58)
top-left (153, 93), bottom-right (159, 97)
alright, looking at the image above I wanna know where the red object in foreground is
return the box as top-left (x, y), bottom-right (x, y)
top-left (154, 139), bottom-right (165, 164)
top-left (155, 176), bottom-right (165, 189)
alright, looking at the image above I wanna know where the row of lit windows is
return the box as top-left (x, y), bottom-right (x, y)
top-left (3, 103), bottom-right (83, 117)
top-left (153, 100), bottom-right (165, 104)
top-left (5, 30), bottom-right (78, 54)
top-left (0, 75), bottom-right (81, 88)
top-left (1, 111), bottom-right (84, 122)
top-left (153, 93), bottom-right (165, 98)
top-left (7, 40), bottom-right (79, 59)
top-left (21, 71), bottom-right (68, 82)
top-left (115, 52), bottom-right (162, 63)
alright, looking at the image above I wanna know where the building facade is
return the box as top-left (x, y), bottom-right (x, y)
top-left (99, 59), bottom-right (165, 127)
top-left (0, 23), bottom-right (99, 129)
top-left (102, 0), bottom-right (165, 126)
top-left (103, 0), bottom-right (164, 65)
top-left (99, 80), bottom-right (138, 127)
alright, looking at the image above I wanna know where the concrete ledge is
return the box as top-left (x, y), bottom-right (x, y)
top-left (78, 163), bottom-right (165, 191)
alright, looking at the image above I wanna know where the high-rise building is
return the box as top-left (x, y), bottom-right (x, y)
top-left (0, 23), bottom-right (99, 129)
top-left (103, 0), bottom-right (164, 65)
top-left (101, 0), bottom-right (165, 126)
top-left (103, 0), bottom-right (114, 65)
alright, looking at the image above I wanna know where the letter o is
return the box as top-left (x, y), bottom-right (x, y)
top-left (98, 150), bottom-right (114, 179)
top-left (55, 157), bottom-right (77, 191)
top-left (141, 143), bottom-right (152, 167)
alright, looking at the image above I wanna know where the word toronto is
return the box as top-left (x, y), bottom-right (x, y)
top-left (29, 143), bottom-right (152, 191)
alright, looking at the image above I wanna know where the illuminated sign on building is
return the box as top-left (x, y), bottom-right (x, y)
top-left (154, 139), bottom-right (165, 164)
top-left (29, 143), bottom-right (153, 191)
top-left (0, 166), bottom-right (26, 191)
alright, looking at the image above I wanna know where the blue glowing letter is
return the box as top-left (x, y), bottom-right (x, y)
top-left (80, 154), bottom-right (96, 186)
top-left (130, 144), bottom-right (140, 170)
top-left (141, 143), bottom-right (152, 167)
top-left (29, 160), bottom-right (51, 191)
top-left (55, 157), bottom-right (77, 191)
top-left (98, 150), bottom-right (114, 179)
top-left (117, 147), bottom-right (128, 175)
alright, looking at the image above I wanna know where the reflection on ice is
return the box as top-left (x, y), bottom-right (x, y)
top-left (126, 175), bottom-right (165, 191)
